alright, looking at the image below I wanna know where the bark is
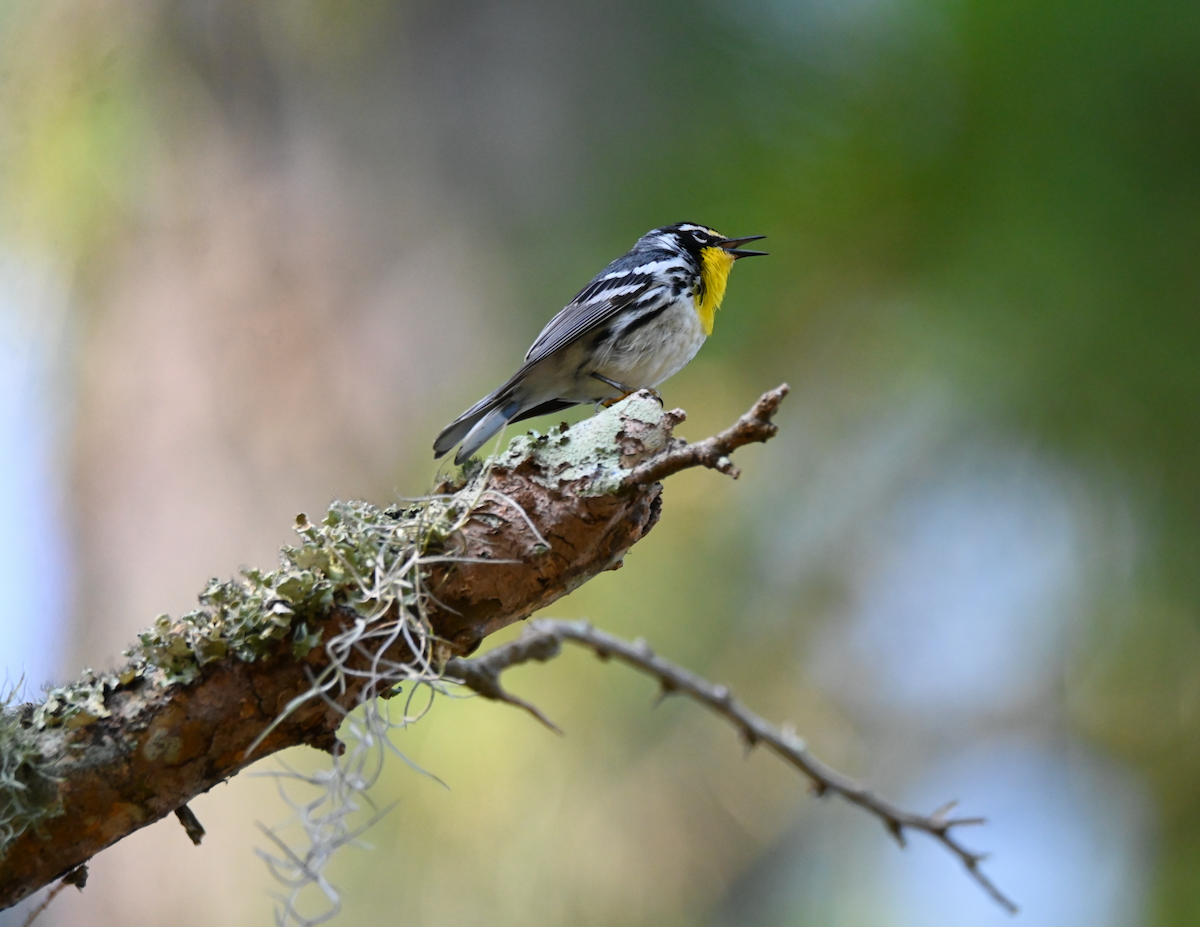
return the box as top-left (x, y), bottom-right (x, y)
top-left (0, 386), bottom-right (787, 911)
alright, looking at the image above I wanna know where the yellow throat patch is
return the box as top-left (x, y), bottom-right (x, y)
top-left (695, 245), bottom-right (736, 336)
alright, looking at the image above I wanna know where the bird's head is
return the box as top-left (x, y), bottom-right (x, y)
top-left (652, 222), bottom-right (767, 334)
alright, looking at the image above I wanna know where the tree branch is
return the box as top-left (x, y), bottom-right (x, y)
top-left (447, 619), bottom-right (1018, 915)
top-left (0, 386), bottom-right (786, 911)
top-left (626, 383), bottom-right (789, 484)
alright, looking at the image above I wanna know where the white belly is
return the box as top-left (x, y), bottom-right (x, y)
top-left (594, 296), bottom-right (706, 389)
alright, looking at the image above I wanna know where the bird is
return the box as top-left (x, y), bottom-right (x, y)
top-left (433, 222), bottom-right (767, 464)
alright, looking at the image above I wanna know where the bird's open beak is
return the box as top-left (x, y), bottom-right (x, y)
top-left (718, 235), bottom-right (768, 259)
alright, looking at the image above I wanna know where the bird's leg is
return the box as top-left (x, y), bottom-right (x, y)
top-left (591, 372), bottom-right (657, 409)
top-left (591, 372), bottom-right (634, 394)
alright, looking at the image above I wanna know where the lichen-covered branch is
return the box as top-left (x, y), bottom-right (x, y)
top-left (0, 386), bottom-right (787, 912)
top-left (447, 619), bottom-right (1017, 915)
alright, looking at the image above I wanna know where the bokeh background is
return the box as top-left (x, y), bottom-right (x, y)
top-left (2, 0), bottom-right (1198, 924)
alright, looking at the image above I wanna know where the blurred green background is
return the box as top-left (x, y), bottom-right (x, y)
top-left (2, 0), bottom-right (1199, 924)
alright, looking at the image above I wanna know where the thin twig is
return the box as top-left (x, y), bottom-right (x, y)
top-left (19, 884), bottom-right (66, 927)
top-left (448, 618), bottom-right (1017, 915)
top-left (625, 383), bottom-right (789, 485)
top-left (20, 865), bottom-right (85, 927)
top-left (444, 632), bottom-right (566, 735)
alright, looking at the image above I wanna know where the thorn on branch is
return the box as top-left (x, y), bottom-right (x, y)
top-left (652, 675), bottom-right (678, 707)
top-left (885, 819), bottom-right (907, 848)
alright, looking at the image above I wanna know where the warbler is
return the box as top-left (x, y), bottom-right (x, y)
top-left (433, 222), bottom-right (767, 464)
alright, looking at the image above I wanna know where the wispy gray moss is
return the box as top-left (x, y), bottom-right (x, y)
top-left (0, 699), bottom-right (62, 856)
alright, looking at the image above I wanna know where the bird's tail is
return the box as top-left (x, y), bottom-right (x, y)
top-left (433, 392), bottom-right (522, 464)
top-left (454, 404), bottom-right (517, 464)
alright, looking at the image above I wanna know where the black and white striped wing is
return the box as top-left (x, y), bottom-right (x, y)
top-left (523, 272), bottom-right (664, 365)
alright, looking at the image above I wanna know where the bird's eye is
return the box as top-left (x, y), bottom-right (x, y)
top-left (691, 230), bottom-right (708, 244)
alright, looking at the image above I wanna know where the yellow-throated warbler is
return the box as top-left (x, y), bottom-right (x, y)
top-left (434, 222), bottom-right (766, 464)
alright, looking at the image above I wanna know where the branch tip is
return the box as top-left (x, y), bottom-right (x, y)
top-left (625, 384), bottom-right (789, 486)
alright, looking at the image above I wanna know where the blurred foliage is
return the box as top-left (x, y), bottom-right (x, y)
top-left (3, 0), bottom-right (1200, 924)
top-left (0, 3), bottom-right (150, 261)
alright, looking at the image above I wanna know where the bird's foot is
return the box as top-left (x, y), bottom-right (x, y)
top-left (599, 392), bottom-right (634, 409)
top-left (592, 372), bottom-right (642, 409)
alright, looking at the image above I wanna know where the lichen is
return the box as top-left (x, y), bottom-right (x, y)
top-left (494, 392), bottom-right (668, 494)
top-left (0, 499), bottom-right (441, 856)
top-left (0, 698), bottom-right (62, 858)
top-left (36, 670), bottom-right (115, 730)
top-left (0, 394), bottom-right (669, 859)
top-left (16, 501), bottom-right (424, 740)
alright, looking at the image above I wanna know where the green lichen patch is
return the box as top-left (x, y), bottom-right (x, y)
top-left (24, 498), bottom-right (454, 740)
top-left (494, 393), bottom-right (668, 493)
top-left (129, 501), bottom-right (444, 682)
top-left (36, 670), bottom-right (115, 730)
